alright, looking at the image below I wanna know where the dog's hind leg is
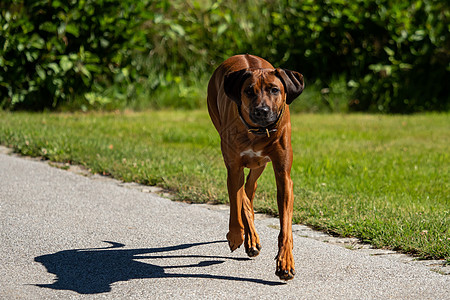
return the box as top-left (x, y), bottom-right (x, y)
top-left (242, 165), bottom-right (266, 257)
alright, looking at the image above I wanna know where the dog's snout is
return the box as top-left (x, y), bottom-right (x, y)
top-left (253, 106), bottom-right (270, 119)
top-left (250, 105), bottom-right (275, 126)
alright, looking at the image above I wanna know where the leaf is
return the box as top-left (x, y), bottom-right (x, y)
top-left (47, 63), bottom-right (61, 74)
top-left (57, 23), bottom-right (66, 36)
top-left (30, 34), bottom-right (45, 49)
top-left (216, 23), bottom-right (227, 36)
top-left (85, 64), bottom-right (102, 73)
top-left (4, 11), bottom-right (11, 22)
top-left (99, 37), bottom-right (109, 48)
top-left (384, 47), bottom-right (395, 57)
top-left (79, 64), bottom-right (91, 79)
top-left (59, 56), bottom-right (73, 72)
top-left (65, 23), bottom-right (80, 37)
top-left (170, 24), bottom-right (185, 36)
top-left (84, 92), bottom-right (112, 106)
top-left (39, 22), bottom-right (57, 33)
top-left (36, 65), bottom-right (46, 80)
top-left (25, 51), bottom-right (39, 62)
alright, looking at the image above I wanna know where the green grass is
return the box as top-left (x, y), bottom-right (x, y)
top-left (0, 111), bottom-right (448, 260)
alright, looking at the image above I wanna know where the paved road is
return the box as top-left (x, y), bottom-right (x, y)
top-left (0, 148), bottom-right (449, 299)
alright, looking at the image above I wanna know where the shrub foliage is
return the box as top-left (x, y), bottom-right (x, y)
top-left (268, 0), bottom-right (449, 113)
top-left (0, 0), bottom-right (150, 110)
top-left (1, 0), bottom-right (449, 112)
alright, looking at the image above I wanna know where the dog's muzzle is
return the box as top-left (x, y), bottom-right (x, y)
top-left (250, 106), bottom-right (276, 126)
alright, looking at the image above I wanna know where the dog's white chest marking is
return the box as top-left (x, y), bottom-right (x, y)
top-left (240, 149), bottom-right (263, 158)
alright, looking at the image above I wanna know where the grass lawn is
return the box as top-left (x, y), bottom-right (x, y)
top-left (0, 110), bottom-right (448, 260)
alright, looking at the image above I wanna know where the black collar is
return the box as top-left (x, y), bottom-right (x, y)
top-left (237, 102), bottom-right (286, 137)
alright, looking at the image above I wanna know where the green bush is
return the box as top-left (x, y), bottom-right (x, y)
top-left (136, 0), bottom-right (266, 94)
top-left (139, 0), bottom-right (449, 113)
top-left (262, 0), bottom-right (450, 113)
top-left (355, 0), bottom-right (450, 113)
top-left (0, 0), bottom-right (150, 110)
top-left (1, 0), bottom-right (448, 112)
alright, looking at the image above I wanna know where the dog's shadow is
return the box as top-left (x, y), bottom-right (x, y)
top-left (34, 240), bottom-right (283, 294)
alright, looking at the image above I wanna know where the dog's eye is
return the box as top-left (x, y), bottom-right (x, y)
top-left (245, 88), bottom-right (255, 97)
top-left (270, 87), bottom-right (280, 95)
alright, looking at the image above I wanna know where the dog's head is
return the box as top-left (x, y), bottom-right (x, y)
top-left (224, 68), bottom-right (304, 127)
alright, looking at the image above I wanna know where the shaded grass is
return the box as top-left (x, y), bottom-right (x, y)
top-left (0, 111), bottom-right (448, 260)
top-left (58, 78), bottom-right (350, 113)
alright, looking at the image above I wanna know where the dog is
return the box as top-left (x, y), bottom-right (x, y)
top-left (207, 54), bottom-right (304, 280)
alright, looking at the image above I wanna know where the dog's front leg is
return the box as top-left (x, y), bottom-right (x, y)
top-left (226, 164), bottom-right (245, 252)
top-left (272, 152), bottom-right (295, 281)
top-left (242, 166), bottom-right (265, 257)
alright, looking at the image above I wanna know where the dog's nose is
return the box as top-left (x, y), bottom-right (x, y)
top-left (253, 106), bottom-right (270, 120)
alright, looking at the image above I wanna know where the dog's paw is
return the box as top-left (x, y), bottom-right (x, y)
top-left (226, 231), bottom-right (244, 252)
top-left (275, 266), bottom-right (295, 281)
top-left (275, 247), bottom-right (295, 281)
top-left (244, 230), bottom-right (261, 257)
top-left (245, 243), bottom-right (261, 257)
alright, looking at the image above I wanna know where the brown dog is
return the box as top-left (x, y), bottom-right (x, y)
top-left (207, 54), bottom-right (304, 280)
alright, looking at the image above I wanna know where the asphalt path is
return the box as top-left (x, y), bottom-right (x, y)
top-left (1, 148), bottom-right (449, 299)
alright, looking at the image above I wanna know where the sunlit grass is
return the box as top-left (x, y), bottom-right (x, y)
top-left (0, 110), bottom-right (448, 260)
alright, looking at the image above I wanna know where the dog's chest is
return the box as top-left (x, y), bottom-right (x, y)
top-left (240, 149), bottom-right (263, 158)
top-left (240, 148), bottom-right (271, 168)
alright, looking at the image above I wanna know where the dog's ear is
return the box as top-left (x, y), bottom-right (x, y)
top-left (275, 68), bottom-right (305, 104)
top-left (224, 69), bottom-right (252, 105)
